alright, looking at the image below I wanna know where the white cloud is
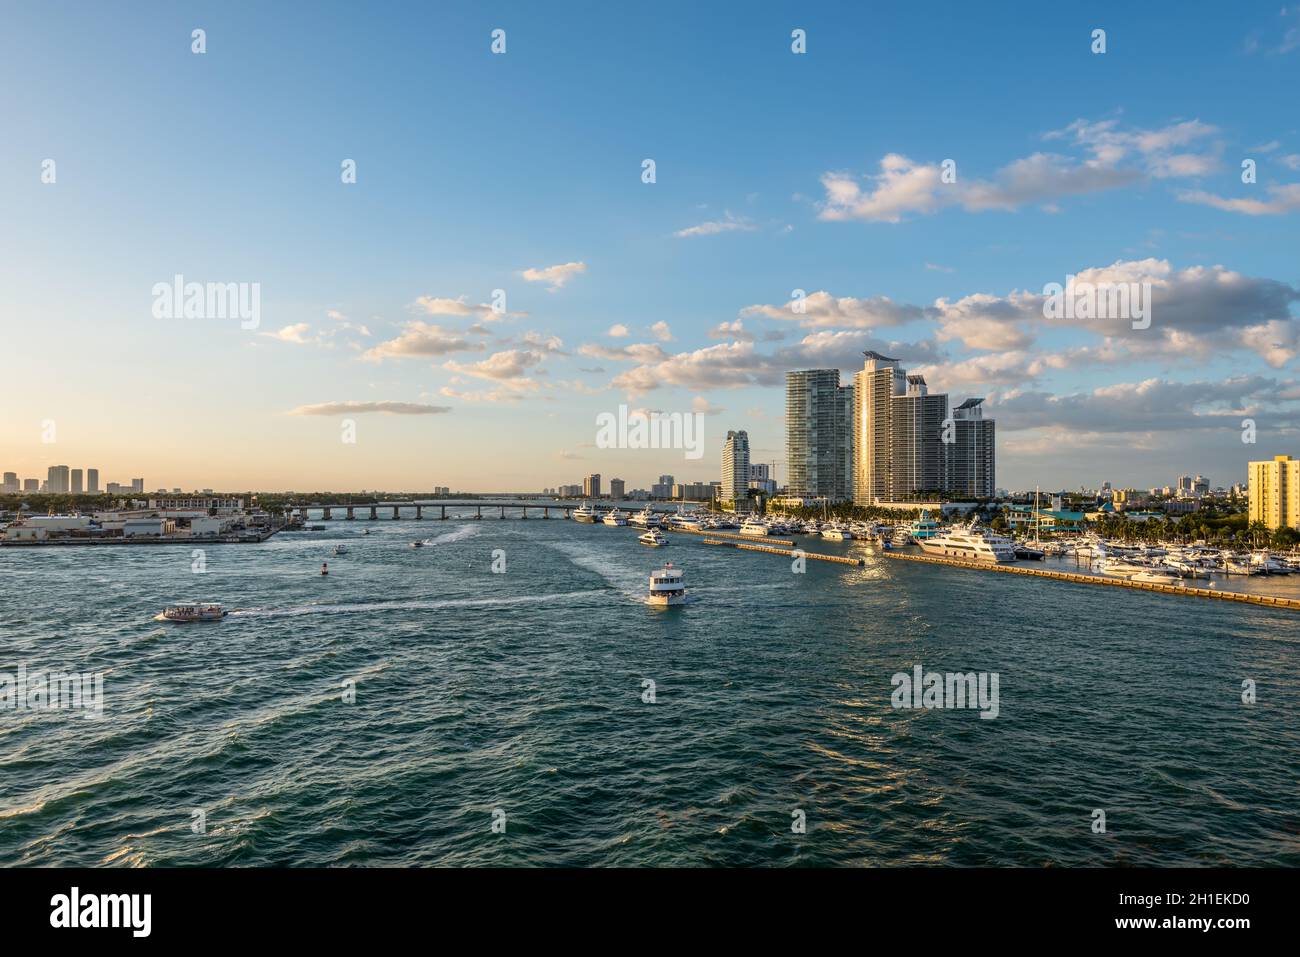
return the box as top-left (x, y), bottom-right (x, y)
top-left (673, 213), bottom-right (756, 238)
top-left (287, 400), bottom-right (452, 416)
top-left (650, 321), bottom-right (673, 341)
top-left (1177, 183), bottom-right (1300, 215)
top-left (362, 322), bottom-right (484, 361)
top-left (607, 323), bottom-right (629, 337)
top-left (520, 261), bottom-right (586, 291)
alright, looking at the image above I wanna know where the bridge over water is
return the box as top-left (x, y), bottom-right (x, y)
top-left (285, 500), bottom-right (697, 521)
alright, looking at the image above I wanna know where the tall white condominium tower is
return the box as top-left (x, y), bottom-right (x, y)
top-left (852, 351), bottom-right (994, 504)
top-left (721, 430), bottom-right (750, 503)
top-left (947, 398), bottom-right (996, 498)
top-left (786, 370), bottom-right (854, 502)
top-left (853, 352), bottom-right (908, 505)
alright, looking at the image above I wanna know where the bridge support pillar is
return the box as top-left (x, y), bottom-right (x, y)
top-left (369, 506), bottom-right (377, 520)
top-left (521, 507), bottom-right (527, 520)
top-left (346, 506), bottom-right (354, 520)
top-left (441, 506), bottom-right (447, 520)
top-left (477, 506), bottom-right (482, 520)
top-left (543, 507), bottom-right (549, 519)
top-left (415, 505), bottom-right (422, 520)
top-left (392, 506), bottom-right (400, 520)
top-left (499, 506), bottom-right (505, 519)
top-left (323, 507), bottom-right (331, 521)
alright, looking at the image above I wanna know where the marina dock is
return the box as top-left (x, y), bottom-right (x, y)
top-left (702, 537), bottom-right (864, 566)
top-left (884, 551), bottom-right (1300, 610)
top-left (671, 528), bottom-right (796, 547)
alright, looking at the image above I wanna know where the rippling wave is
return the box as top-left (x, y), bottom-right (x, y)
top-left (2, 519), bottom-right (1297, 866)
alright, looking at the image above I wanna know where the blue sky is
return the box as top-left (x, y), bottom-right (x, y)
top-left (2, 1), bottom-right (1298, 492)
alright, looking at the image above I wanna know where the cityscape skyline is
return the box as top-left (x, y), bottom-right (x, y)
top-left (3, 4), bottom-right (1299, 492)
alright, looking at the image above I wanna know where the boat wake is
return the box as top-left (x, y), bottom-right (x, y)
top-left (547, 541), bottom-right (646, 601)
top-left (228, 590), bottom-right (603, 618)
top-left (417, 524), bottom-right (480, 546)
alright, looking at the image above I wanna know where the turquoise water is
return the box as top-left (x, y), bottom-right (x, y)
top-left (2, 515), bottom-right (1298, 866)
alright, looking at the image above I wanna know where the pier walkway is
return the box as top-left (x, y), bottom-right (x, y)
top-left (885, 551), bottom-right (1300, 610)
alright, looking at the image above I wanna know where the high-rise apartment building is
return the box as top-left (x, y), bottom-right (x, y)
top-left (947, 398), bottom-right (996, 498)
top-left (785, 369), bottom-right (854, 502)
top-left (1248, 455), bottom-right (1299, 531)
top-left (583, 473), bottom-right (602, 498)
top-left (850, 351), bottom-right (995, 504)
top-left (891, 375), bottom-right (948, 496)
top-left (2, 472), bottom-right (18, 494)
top-left (71, 469), bottom-right (84, 493)
top-left (609, 478), bottom-right (625, 500)
top-left (721, 430), bottom-right (750, 503)
top-left (87, 468), bottom-right (100, 493)
top-left (48, 465), bottom-right (70, 494)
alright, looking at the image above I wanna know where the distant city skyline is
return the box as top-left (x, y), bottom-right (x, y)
top-left (3, 4), bottom-right (1299, 491)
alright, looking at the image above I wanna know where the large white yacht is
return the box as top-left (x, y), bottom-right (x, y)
top-left (916, 520), bottom-right (1017, 562)
top-left (602, 509), bottom-right (628, 527)
top-left (629, 506), bottom-right (662, 528)
top-left (739, 517), bottom-right (769, 537)
top-left (647, 562), bottom-right (687, 606)
top-left (571, 503), bottom-right (598, 523)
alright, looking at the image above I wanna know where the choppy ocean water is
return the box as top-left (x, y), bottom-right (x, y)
top-left (2, 515), bottom-right (1298, 867)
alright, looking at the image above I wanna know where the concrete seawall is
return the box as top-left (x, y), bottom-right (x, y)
top-left (884, 551), bottom-right (1300, 610)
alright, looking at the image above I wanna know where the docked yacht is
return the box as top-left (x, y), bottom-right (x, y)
top-left (629, 507), bottom-right (662, 528)
top-left (916, 520), bottom-right (1017, 562)
top-left (820, 524), bottom-right (853, 541)
top-left (667, 511), bottom-right (704, 531)
top-left (647, 562), bottom-right (687, 606)
top-left (158, 603), bottom-right (227, 622)
top-left (638, 529), bottom-right (668, 547)
top-left (902, 510), bottom-right (943, 542)
top-left (602, 509), bottom-right (628, 527)
top-left (739, 518), bottom-right (769, 537)
top-left (571, 503), bottom-right (598, 523)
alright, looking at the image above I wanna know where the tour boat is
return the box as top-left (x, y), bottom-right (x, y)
top-left (158, 603), bottom-right (227, 622)
top-left (571, 503), bottom-right (598, 523)
top-left (647, 562), bottom-right (687, 606)
top-left (638, 529), bottom-right (668, 547)
top-left (916, 520), bottom-right (1017, 563)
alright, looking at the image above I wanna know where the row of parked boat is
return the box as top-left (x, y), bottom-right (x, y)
top-left (567, 503), bottom-right (1300, 580)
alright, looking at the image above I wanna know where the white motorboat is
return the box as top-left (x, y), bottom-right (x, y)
top-left (916, 520), bottom-right (1017, 562)
top-left (333, 544), bottom-right (348, 555)
top-left (1129, 570), bottom-right (1186, 586)
top-left (157, 603), bottom-right (227, 622)
top-left (739, 518), bottom-right (769, 537)
top-left (638, 529), bottom-right (668, 547)
top-left (647, 562), bottom-right (687, 606)
top-left (820, 525), bottom-right (852, 541)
